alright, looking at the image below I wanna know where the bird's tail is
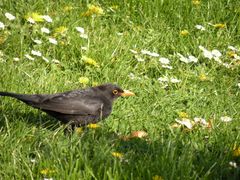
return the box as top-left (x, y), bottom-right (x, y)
top-left (0, 91), bottom-right (40, 104)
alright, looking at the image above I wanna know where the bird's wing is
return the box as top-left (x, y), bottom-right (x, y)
top-left (32, 91), bottom-right (103, 115)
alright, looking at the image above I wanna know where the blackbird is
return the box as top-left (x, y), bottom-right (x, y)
top-left (0, 83), bottom-right (135, 126)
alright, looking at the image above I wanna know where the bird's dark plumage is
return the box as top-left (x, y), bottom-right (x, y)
top-left (0, 84), bottom-right (134, 126)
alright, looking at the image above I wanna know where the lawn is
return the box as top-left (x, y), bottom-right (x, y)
top-left (0, 0), bottom-right (240, 179)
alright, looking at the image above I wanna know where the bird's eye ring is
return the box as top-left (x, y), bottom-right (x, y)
top-left (112, 90), bottom-right (118, 95)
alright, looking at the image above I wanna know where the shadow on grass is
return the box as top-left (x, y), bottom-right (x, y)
top-left (0, 105), bottom-right (239, 179)
top-left (0, 107), bottom-right (61, 130)
top-left (70, 127), bottom-right (240, 180)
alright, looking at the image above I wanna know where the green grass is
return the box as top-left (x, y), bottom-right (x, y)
top-left (0, 0), bottom-right (240, 179)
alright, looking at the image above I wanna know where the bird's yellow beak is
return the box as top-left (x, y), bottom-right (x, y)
top-left (120, 90), bottom-right (135, 97)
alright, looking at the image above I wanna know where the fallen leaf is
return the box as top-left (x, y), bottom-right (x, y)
top-left (130, 130), bottom-right (148, 138)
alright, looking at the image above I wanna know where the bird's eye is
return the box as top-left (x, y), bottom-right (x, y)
top-left (112, 90), bottom-right (118, 95)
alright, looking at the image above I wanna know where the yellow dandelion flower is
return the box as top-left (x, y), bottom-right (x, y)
top-left (75, 127), bottom-right (84, 135)
top-left (24, 135), bottom-right (34, 142)
top-left (227, 51), bottom-right (237, 58)
top-left (55, 26), bottom-right (68, 34)
top-left (213, 23), bottom-right (226, 29)
top-left (180, 30), bottom-right (189, 36)
top-left (82, 56), bottom-right (99, 67)
top-left (110, 5), bottom-right (119, 11)
top-left (111, 152), bottom-right (123, 158)
top-left (0, 31), bottom-right (10, 44)
top-left (63, 6), bottom-right (74, 12)
top-left (54, 26), bottom-right (68, 36)
top-left (89, 4), bottom-right (104, 14)
top-left (82, 4), bottom-right (104, 17)
top-left (192, 0), bottom-right (201, 5)
top-left (92, 81), bottom-right (99, 86)
top-left (40, 168), bottom-right (55, 175)
top-left (60, 40), bottom-right (66, 46)
top-left (152, 175), bottom-right (164, 180)
top-left (178, 112), bottom-right (189, 118)
top-left (87, 123), bottom-right (100, 129)
top-left (199, 73), bottom-right (208, 81)
top-left (171, 123), bottom-right (181, 128)
top-left (233, 146), bottom-right (240, 157)
top-left (0, 36), bottom-right (6, 44)
top-left (133, 25), bottom-right (142, 32)
top-left (25, 12), bottom-right (44, 22)
top-left (79, 77), bottom-right (89, 85)
top-left (32, 126), bottom-right (37, 133)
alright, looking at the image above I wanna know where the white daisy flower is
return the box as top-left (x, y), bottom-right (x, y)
top-left (80, 33), bottom-right (88, 39)
top-left (52, 59), bottom-right (60, 64)
top-left (211, 49), bottom-right (222, 58)
top-left (116, 32), bottom-right (123, 36)
top-left (13, 57), bottom-right (20, 61)
top-left (158, 76), bottom-right (169, 82)
top-left (30, 159), bottom-right (36, 163)
top-left (76, 27), bottom-right (88, 39)
top-left (228, 46), bottom-right (238, 51)
top-left (222, 63), bottom-right (231, 68)
top-left (199, 46), bottom-right (222, 60)
top-left (33, 39), bottom-right (42, 44)
top-left (43, 178), bottom-right (53, 180)
top-left (41, 27), bottom-right (50, 34)
top-left (233, 54), bottom-right (240, 60)
top-left (0, 22), bottom-right (5, 30)
top-left (141, 49), bottom-right (150, 55)
top-left (177, 53), bottom-right (190, 63)
top-left (162, 65), bottom-right (173, 69)
top-left (25, 54), bottom-right (35, 61)
top-left (237, 83), bottom-right (240, 88)
top-left (170, 78), bottom-right (181, 83)
top-left (195, 25), bottom-right (206, 31)
top-left (229, 161), bottom-right (237, 168)
top-left (198, 45), bottom-right (206, 51)
top-left (27, 17), bottom-right (35, 24)
top-left (49, 37), bottom-right (57, 45)
top-left (141, 50), bottom-right (159, 57)
top-left (193, 117), bottom-right (208, 126)
top-left (175, 118), bottom-right (193, 129)
top-left (31, 50), bottom-right (42, 57)
top-left (130, 49), bottom-right (138, 54)
top-left (42, 15), bottom-right (52, 23)
top-left (135, 55), bottom-right (144, 62)
top-left (177, 53), bottom-right (198, 63)
top-left (159, 57), bottom-right (170, 64)
top-left (220, 116), bottom-right (232, 122)
top-left (188, 55), bottom-right (198, 63)
top-left (128, 73), bottom-right (136, 80)
top-left (76, 27), bottom-right (85, 34)
top-left (42, 56), bottom-right (49, 62)
top-left (203, 49), bottom-right (213, 59)
top-left (128, 73), bottom-right (141, 80)
top-left (148, 52), bottom-right (160, 57)
top-left (214, 58), bottom-right (222, 64)
top-left (5, 12), bottom-right (16, 21)
top-left (81, 46), bottom-right (88, 51)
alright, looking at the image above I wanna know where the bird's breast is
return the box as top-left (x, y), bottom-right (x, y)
top-left (101, 101), bottom-right (113, 118)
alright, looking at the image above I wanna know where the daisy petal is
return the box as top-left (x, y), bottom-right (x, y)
top-left (5, 12), bottom-right (16, 21)
top-left (42, 15), bottom-right (53, 23)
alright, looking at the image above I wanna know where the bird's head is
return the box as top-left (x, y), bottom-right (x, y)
top-left (96, 83), bottom-right (135, 100)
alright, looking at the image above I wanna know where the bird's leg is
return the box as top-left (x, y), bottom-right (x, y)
top-left (100, 104), bottom-right (103, 121)
top-left (63, 123), bottom-right (74, 135)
